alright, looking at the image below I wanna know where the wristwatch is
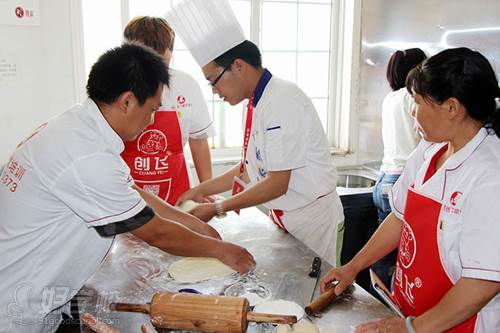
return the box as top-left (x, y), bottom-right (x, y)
top-left (214, 200), bottom-right (227, 218)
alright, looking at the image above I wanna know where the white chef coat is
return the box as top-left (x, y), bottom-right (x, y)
top-left (244, 73), bottom-right (344, 265)
top-left (161, 68), bottom-right (215, 146)
top-left (390, 128), bottom-right (500, 332)
top-left (0, 98), bottom-right (147, 333)
top-left (381, 88), bottom-right (420, 173)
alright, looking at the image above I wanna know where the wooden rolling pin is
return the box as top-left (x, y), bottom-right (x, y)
top-left (304, 287), bottom-right (338, 316)
top-left (110, 291), bottom-right (296, 333)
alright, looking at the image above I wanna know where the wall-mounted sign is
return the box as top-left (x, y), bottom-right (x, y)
top-left (0, 0), bottom-right (40, 26)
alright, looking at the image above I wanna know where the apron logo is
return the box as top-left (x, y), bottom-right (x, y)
top-left (449, 191), bottom-right (462, 206)
top-left (177, 95), bottom-right (186, 105)
top-left (137, 130), bottom-right (167, 155)
top-left (15, 6), bottom-right (24, 18)
top-left (399, 221), bottom-right (416, 269)
top-left (443, 191), bottom-right (463, 215)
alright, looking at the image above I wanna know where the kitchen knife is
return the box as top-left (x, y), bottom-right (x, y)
top-left (308, 256), bottom-right (322, 303)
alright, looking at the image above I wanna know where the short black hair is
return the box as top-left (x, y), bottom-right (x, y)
top-left (86, 42), bottom-right (169, 105)
top-left (386, 48), bottom-right (427, 91)
top-left (213, 40), bottom-right (262, 69)
top-left (406, 47), bottom-right (500, 137)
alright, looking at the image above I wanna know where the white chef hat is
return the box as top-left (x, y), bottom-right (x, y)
top-left (165, 0), bottom-right (246, 67)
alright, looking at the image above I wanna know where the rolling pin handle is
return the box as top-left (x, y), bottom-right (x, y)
top-left (246, 312), bottom-right (297, 324)
top-left (109, 302), bottom-right (151, 314)
top-left (304, 287), bottom-right (337, 316)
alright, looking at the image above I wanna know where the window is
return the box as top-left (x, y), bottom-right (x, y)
top-left (80, 0), bottom-right (347, 151)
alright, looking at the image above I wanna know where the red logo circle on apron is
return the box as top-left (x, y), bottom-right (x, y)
top-left (137, 129), bottom-right (167, 155)
top-left (15, 6), bottom-right (24, 18)
top-left (399, 221), bottom-right (416, 269)
top-left (177, 95), bottom-right (186, 105)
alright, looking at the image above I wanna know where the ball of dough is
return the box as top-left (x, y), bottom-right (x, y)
top-left (177, 200), bottom-right (199, 212)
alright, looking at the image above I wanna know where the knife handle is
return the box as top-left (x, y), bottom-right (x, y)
top-left (304, 287), bottom-right (337, 315)
top-left (308, 256), bottom-right (321, 277)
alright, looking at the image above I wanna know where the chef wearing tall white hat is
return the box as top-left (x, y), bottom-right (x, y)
top-left (169, 0), bottom-right (344, 266)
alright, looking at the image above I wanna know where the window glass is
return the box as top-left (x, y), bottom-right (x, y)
top-left (81, 0), bottom-right (336, 149)
top-left (262, 52), bottom-right (297, 83)
top-left (213, 101), bottom-right (244, 148)
top-left (262, 2), bottom-right (297, 51)
top-left (129, 0), bottom-right (174, 18)
top-left (312, 98), bottom-right (329, 131)
top-left (297, 52), bottom-right (330, 97)
top-left (298, 3), bottom-right (331, 51)
top-left (81, 0), bottom-right (122, 76)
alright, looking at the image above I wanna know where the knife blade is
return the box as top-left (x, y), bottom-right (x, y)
top-left (308, 256), bottom-right (322, 303)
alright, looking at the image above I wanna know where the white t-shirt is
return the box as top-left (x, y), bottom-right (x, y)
top-left (161, 68), bottom-right (215, 146)
top-left (381, 88), bottom-right (420, 172)
top-left (245, 76), bottom-right (339, 211)
top-left (0, 99), bottom-right (147, 333)
top-left (390, 128), bottom-right (500, 332)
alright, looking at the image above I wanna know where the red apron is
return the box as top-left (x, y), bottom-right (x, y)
top-left (393, 172), bottom-right (478, 331)
top-left (269, 209), bottom-right (288, 233)
top-left (121, 110), bottom-right (190, 205)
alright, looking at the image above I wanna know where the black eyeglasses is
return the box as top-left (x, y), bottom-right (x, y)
top-left (209, 65), bottom-right (230, 87)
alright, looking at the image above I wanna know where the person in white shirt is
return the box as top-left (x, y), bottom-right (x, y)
top-left (121, 16), bottom-right (216, 205)
top-left (168, 0), bottom-right (344, 266)
top-left (321, 47), bottom-right (500, 333)
top-left (0, 43), bottom-right (254, 333)
top-left (371, 48), bottom-right (426, 288)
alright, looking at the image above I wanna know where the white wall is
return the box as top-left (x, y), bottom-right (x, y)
top-left (0, 0), bottom-right (79, 162)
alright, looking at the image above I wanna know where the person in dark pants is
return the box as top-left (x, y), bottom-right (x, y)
top-left (371, 48), bottom-right (426, 289)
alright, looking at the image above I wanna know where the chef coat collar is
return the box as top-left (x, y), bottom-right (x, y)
top-left (441, 127), bottom-right (489, 171)
top-left (253, 68), bottom-right (272, 107)
top-left (84, 98), bottom-right (125, 154)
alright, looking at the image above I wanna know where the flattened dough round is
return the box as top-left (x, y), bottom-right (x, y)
top-left (168, 257), bottom-right (235, 283)
top-left (254, 300), bottom-right (304, 320)
top-left (177, 200), bottom-right (199, 212)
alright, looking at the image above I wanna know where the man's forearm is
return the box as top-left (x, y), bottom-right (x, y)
top-left (413, 277), bottom-right (500, 333)
top-left (132, 216), bottom-right (223, 258)
top-left (221, 170), bottom-right (290, 212)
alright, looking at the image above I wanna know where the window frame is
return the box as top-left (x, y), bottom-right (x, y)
top-left (72, 0), bottom-right (360, 158)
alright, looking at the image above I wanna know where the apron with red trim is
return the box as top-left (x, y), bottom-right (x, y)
top-left (121, 109), bottom-right (190, 205)
top-left (393, 148), bottom-right (477, 332)
top-left (269, 209), bottom-right (288, 233)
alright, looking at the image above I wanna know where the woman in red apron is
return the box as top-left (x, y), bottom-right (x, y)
top-left (320, 48), bottom-right (500, 332)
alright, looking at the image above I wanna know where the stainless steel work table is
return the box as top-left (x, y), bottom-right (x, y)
top-left (79, 207), bottom-right (392, 332)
